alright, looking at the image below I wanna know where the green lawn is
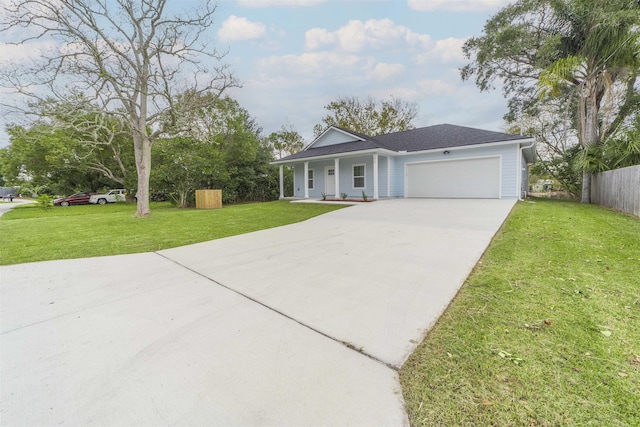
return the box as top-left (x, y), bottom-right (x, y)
top-left (0, 201), bottom-right (346, 265)
top-left (3, 198), bottom-right (638, 425)
top-left (400, 198), bottom-right (640, 426)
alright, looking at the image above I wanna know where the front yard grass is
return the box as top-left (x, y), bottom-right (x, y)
top-left (400, 198), bottom-right (640, 426)
top-left (0, 201), bottom-right (345, 265)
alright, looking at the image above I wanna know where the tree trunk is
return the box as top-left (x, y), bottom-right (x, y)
top-left (134, 133), bottom-right (151, 217)
top-left (581, 170), bottom-right (591, 203)
top-left (581, 75), bottom-right (599, 204)
top-left (179, 189), bottom-right (188, 208)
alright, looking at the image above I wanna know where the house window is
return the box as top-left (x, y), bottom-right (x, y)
top-left (353, 164), bottom-right (365, 189)
top-left (308, 169), bottom-right (314, 189)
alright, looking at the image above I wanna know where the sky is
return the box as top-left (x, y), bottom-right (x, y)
top-left (0, 0), bottom-right (513, 147)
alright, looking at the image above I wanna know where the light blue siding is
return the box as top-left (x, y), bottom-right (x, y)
top-left (292, 160), bottom-right (338, 198)
top-left (292, 155), bottom-right (380, 199)
top-left (378, 156), bottom-right (389, 197)
top-left (311, 128), bottom-right (360, 148)
top-left (293, 164), bottom-right (304, 198)
top-left (291, 144), bottom-right (521, 199)
top-left (389, 144), bottom-right (520, 199)
top-left (338, 156), bottom-right (374, 199)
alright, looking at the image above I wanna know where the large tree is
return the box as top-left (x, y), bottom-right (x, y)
top-left (509, 96), bottom-right (583, 196)
top-left (0, 123), bottom-right (117, 195)
top-left (31, 98), bottom-right (137, 189)
top-left (152, 95), bottom-right (278, 206)
top-left (0, 0), bottom-right (236, 216)
top-left (266, 124), bottom-right (305, 160)
top-left (313, 95), bottom-right (418, 137)
top-left (461, 0), bottom-right (640, 202)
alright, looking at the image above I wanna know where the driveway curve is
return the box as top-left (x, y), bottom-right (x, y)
top-left (1, 198), bottom-right (515, 426)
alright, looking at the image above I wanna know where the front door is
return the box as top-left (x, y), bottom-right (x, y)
top-left (325, 167), bottom-right (335, 196)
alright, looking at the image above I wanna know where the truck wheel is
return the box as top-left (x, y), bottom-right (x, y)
top-left (61, 201), bottom-right (70, 207)
top-left (98, 198), bottom-right (107, 205)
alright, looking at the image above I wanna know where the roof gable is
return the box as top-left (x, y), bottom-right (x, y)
top-left (307, 127), bottom-right (365, 149)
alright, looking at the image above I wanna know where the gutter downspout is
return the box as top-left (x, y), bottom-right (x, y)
top-left (518, 141), bottom-right (536, 201)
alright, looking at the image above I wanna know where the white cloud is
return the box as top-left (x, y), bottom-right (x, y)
top-left (407, 0), bottom-right (510, 12)
top-left (304, 28), bottom-right (336, 50)
top-left (370, 63), bottom-right (405, 80)
top-left (217, 16), bottom-right (267, 42)
top-left (0, 40), bottom-right (58, 65)
top-left (257, 51), bottom-right (372, 79)
top-left (238, 0), bottom-right (325, 7)
top-left (413, 37), bottom-right (468, 64)
top-left (305, 19), bottom-right (430, 52)
top-left (418, 78), bottom-right (460, 95)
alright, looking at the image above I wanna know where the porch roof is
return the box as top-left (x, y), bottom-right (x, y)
top-left (272, 139), bottom-right (383, 162)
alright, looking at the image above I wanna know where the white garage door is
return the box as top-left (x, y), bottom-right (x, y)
top-left (406, 157), bottom-right (501, 199)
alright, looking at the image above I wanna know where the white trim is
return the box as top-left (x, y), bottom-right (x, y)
top-left (397, 138), bottom-right (535, 157)
top-left (518, 141), bottom-right (536, 200)
top-left (403, 154), bottom-right (502, 199)
top-left (387, 156), bottom-right (391, 197)
top-left (516, 144), bottom-right (522, 200)
top-left (307, 168), bottom-right (315, 190)
top-left (304, 162), bottom-right (309, 199)
top-left (373, 153), bottom-right (379, 199)
top-left (270, 148), bottom-right (396, 165)
top-left (353, 163), bottom-right (366, 190)
top-left (334, 158), bottom-right (340, 198)
top-left (403, 154), bottom-right (501, 166)
top-left (279, 165), bottom-right (284, 199)
top-left (324, 165), bottom-right (335, 196)
top-left (305, 126), bottom-right (366, 150)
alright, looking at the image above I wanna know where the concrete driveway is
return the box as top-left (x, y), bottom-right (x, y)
top-left (0, 199), bottom-right (35, 217)
top-left (0, 199), bottom-right (515, 426)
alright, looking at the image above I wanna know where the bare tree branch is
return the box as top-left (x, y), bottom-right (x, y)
top-left (0, 0), bottom-right (239, 216)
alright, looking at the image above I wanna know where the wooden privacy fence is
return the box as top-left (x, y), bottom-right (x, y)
top-left (591, 165), bottom-right (640, 217)
top-left (196, 189), bottom-right (222, 209)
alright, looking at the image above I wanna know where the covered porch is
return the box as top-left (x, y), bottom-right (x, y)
top-left (276, 153), bottom-right (390, 200)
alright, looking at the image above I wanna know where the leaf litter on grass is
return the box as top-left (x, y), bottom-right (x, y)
top-left (400, 198), bottom-right (640, 427)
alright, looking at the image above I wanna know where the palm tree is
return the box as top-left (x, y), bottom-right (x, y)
top-left (538, 0), bottom-right (639, 202)
top-left (462, 0), bottom-right (640, 203)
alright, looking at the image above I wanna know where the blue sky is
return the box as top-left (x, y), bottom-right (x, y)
top-left (0, 0), bottom-right (512, 146)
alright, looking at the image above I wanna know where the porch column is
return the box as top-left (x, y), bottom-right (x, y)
top-left (334, 158), bottom-right (340, 198)
top-left (373, 153), bottom-right (379, 200)
top-left (387, 156), bottom-right (391, 197)
top-left (304, 161), bottom-right (309, 199)
top-left (279, 165), bottom-right (284, 199)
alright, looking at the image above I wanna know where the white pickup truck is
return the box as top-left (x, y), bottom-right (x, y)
top-left (89, 189), bottom-right (127, 205)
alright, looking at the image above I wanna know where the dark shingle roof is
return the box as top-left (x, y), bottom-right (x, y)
top-left (275, 124), bottom-right (529, 162)
top-left (274, 139), bottom-right (381, 161)
top-left (375, 124), bottom-right (527, 151)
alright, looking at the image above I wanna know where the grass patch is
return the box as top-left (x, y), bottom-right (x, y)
top-left (0, 201), bottom-right (346, 265)
top-left (400, 198), bottom-right (640, 426)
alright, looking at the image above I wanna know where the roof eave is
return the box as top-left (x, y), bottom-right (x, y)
top-left (270, 148), bottom-right (396, 165)
top-left (270, 137), bottom-right (536, 165)
top-left (394, 137), bottom-right (536, 156)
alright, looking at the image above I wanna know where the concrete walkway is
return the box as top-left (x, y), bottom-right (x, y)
top-left (0, 199), bottom-right (516, 426)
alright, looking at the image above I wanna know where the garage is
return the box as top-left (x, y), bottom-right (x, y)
top-left (405, 156), bottom-right (501, 199)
